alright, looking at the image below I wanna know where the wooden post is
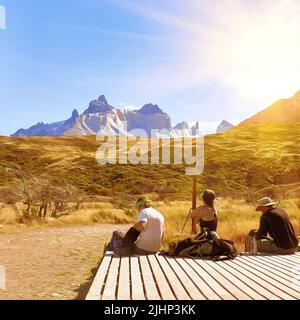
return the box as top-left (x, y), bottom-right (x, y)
top-left (192, 175), bottom-right (197, 210)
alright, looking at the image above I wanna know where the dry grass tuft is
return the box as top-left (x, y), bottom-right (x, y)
top-left (157, 198), bottom-right (300, 250)
top-left (1, 198), bottom-right (299, 251)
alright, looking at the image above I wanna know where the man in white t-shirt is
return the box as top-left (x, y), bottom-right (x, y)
top-left (132, 197), bottom-right (165, 255)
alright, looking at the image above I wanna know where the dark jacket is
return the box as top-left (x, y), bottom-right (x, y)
top-left (256, 208), bottom-right (298, 249)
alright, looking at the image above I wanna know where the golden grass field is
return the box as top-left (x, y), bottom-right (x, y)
top-left (1, 123), bottom-right (300, 252)
top-left (2, 123), bottom-right (300, 198)
top-left (1, 197), bottom-right (300, 250)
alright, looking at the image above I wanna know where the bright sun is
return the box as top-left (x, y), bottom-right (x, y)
top-left (180, 0), bottom-right (300, 105)
top-left (229, 21), bottom-right (300, 103)
top-left (124, 0), bottom-right (300, 108)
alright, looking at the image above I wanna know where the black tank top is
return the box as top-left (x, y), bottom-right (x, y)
top-left (200, 218), bottom-right (218, 232)
top-left (199, 207), bottom-right (218, 232)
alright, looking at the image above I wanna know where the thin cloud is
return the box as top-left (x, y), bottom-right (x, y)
top-left (26, 19), bottom-right (173, 43)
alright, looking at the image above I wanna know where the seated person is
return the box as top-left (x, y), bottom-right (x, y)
top-left (118, 196), bottom-right (165, 256)
top-left (188, 190), bottom-right (218, 234)
top-left (245, 197), bottom-right (298, 254)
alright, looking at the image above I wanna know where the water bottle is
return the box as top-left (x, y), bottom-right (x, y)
top-left (250, 235), bottom-right (258, 255)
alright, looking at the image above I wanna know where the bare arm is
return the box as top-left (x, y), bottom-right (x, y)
top-left (133, 220), bottom-right (147, 232)
top-left (189, 207), bottom-right (204, 235)
top-left (191, 217), bottom-right (198, 235)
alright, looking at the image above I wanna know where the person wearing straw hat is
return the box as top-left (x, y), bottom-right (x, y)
top-left (131, 196), bottom-right (165, 255)
top-left (245, 197), bottom-right (298, 254)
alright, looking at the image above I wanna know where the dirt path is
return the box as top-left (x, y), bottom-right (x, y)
top-left (0, 224), bottom-right (129, 300)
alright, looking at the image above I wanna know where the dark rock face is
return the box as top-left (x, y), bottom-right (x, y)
top-left (138, 103), bottom-right (165, 115)
top-left (125, 109), bottom-right (172, 136)
top-left (83, 95), bottom-right (114, 114)
top-left (191, 121), bottom-right (200, 136)
top-left (11, 109), bottom-right (79, 137)
top-left (174, 121), bottom-right (190, 130)
top-left (216, 120), bottom-right (234, 133)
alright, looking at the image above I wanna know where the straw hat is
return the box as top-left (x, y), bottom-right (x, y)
top-left (256, 197), bottom-right (279, 211)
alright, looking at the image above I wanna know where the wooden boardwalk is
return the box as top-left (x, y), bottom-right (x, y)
top-left (86, 252), bottom-right (300, 300)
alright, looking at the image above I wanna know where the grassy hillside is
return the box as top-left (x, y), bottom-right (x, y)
top-left (1, 123), bottom-right (300, 199)
top-left (240, 90), bottom-right (300, 125)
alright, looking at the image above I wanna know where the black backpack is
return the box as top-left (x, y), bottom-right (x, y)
top-left (106, 227), bottom-right (141, 256)
top-left (169, 229), bottom-right (238, 261)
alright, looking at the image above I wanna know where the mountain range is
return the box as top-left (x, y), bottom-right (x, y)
top-left (3, 90), bottom-right (300, 198)
top-left (11, 95), bottom-right (232, 137)
top-left (12, 90), bottom-right (300, 138)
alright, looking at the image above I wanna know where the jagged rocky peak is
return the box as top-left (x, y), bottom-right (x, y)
top-left (138, 103), bottom-right (165, 115)
top-left (83, 95), bottom-right (114, 114)
top-left (191, 121), bottom-right (201, 135)
top-left (191, 121), bottom-right (200, 130)
top-left (11, 94), bottom-right (199, 137)
top-left (11, 108), bottom-right (79, 137)
top-left (71, 109), bottom-right (79, 118)
top-left (174, 121), bottom-right (190, 130)
top-left (217, 120), bottom-right (234, 133)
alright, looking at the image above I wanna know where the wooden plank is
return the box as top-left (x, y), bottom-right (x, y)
top-left (147, 255), bottom-right (175, 300)
top-left (139, 255), bottom-right (161, 300)
top-left (289, 253), bottom-right (300, 259)
top-left (248, 255), bottom-right (300, 283)
top-left (223, 260), bottom-right (283, 300)
top-left (168, 257), bottom-right (206, 300)
top-left (232, 258), bottom-right (296, 300)
top-left (243, 256), bottom-right (298, 283)
top-left (239, 257), bottom-right (300, 298)
top-left (218, 260), bottom-right (276, 300)
top-left (204, 260), bottom-right (265, 300)
top-left (272, 255), bottom-right (300, 264)
top-left (130, 257), bottom-right (145, 300)
top-left (156, 256), bottom-right (191, 300)
top-left (176, 258), bottom-right (221, 300)
top-left (88, 252), bottom-right (300, 301)
top-left (266, 256), bottom-right (300, 281)
top-left (280, 253), bottom-right (300, 261)
top-left (276, 254), bottom-right (300, 265)
top-left (117, 257), bottom-right (130, 300)
top-left (86, 252), bottom-right (113, 300)
top-left (197, 260), bottom-right (252, 300)
top-left (259, 255), bottom-right (300, 272)
top-left (185, 258), bottom-right (236, 300)
top-left (101, 256), bottom-right (120, 300)
top-left (267, 255), bottom-right (300, 270)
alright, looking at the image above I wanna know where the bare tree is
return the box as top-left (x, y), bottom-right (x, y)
top-left (0, 187), bottom-right (22, 222)
top-left (0, 164), bottom-right (87, 222)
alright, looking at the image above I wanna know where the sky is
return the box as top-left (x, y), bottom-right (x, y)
top-left (1, 0), bottom-right (300, 136)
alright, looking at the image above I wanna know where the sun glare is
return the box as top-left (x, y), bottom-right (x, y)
top-left (174, 0), bottom-right (300, 105)
top-left (227, 20), bottom-right (300, 103)
top-left (114, 0), bottom-right (300, 108)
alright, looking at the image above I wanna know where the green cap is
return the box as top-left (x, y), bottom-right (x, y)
top-left (133, 197), bottom-right (152, 210)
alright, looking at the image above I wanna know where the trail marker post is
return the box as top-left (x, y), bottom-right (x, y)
top-left (192, 175), bottom-right (197, 210)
